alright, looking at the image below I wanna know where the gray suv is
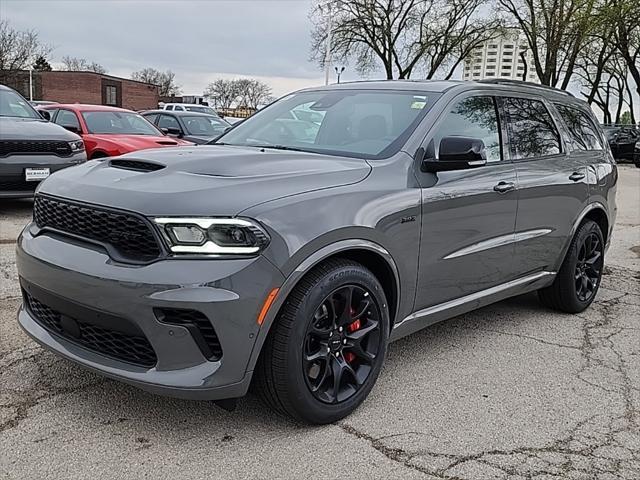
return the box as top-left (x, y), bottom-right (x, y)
top-left (0, 85), bottom-right (86, 198)
top-left (16, 80), bottom-right (617, 423)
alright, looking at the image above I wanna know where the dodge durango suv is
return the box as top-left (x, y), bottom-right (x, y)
top-left (16, 80), bottom-right (617, 424)
top-left (0, 85), bottom-right (86, 198)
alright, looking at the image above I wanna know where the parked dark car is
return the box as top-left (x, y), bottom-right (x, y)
top-left (0, 84), bottom-right (86, 198)
top-left (16, 80), bottom-right (617, 423)
top-left (603, 125), bottom-right (639, 166)
top-left (141, 110), bottom-right (231, 144)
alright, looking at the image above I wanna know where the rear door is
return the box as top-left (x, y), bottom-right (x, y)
top-left (414, 94), bottom-right (519, 311)
top-left (501, 96), bottom-right (589, 276)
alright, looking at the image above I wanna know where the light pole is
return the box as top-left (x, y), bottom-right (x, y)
top-left (29, 68), bottom-right (34, 101)
top-left (335, 66), bottom-right (345, 84)
top-left (319, 1), bottom-right (337, 86)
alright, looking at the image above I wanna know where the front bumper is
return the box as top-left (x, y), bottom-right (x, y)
top-left (16, 225), bottom-right (284, 400)
top-left (0, 152), bottom-right (86, 198)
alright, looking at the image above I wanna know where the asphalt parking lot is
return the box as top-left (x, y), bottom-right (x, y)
top-left (1, 166), bottom-right (638, 480)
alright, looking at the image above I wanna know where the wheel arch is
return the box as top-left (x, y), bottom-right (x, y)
top-left (554, 202), bottom-right (610, 272)
top-left (245, 239), bottom-right (400, 374)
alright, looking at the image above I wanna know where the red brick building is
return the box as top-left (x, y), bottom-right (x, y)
top-left (0, 71), bottom-right (159, 111)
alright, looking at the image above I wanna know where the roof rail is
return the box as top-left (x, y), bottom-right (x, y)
top-left (477, 79), bottom-right (574, 97)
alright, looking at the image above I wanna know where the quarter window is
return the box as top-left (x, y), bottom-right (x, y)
top-left (502, 97), bottom-right (561, 159)
top-left (434, 96), bottom-right (502, 162)
top-left (555, 104), bottom-right (602, 151)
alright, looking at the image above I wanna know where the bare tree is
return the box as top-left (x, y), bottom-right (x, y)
top-left (131, 68), bottom-right (181, 96)
top-left (310, 0), bottom-right (501, 80)
top-left (203, 79), bottom-right (241, 110)
top-left (607, 0), bottom-right (640, 97)
top-left (61, 56), bottom-right (107, 74)
top-left (0, 20), bottom-right (51, 71)
top-left (235, 79), bottom-right (273, 109)
top-left (497, 0), bottom-right (598, 88)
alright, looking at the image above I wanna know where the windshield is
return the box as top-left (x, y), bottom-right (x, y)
top-left (184, 105), bottom-right (217, 115)
top-left (183, 116), bottom-right (230, 136)
top-left (0, 89), bottom-right (41, 119)
top-left (82, 111), bottom-right (162, 135)
top-left (217, 89), bottom-right (438, 159)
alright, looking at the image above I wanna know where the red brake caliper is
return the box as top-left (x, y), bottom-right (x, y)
top-left (344, 308), bottom-right (361, 364)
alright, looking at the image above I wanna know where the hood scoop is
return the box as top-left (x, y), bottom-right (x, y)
top-left (155, 140), bottom-right (179, 146)
top-left (109, 159), bottom-right (165, 172)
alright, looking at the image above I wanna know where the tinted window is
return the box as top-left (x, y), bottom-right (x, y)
top-left (219, 90), bottom-right (438, 159)
top-left (0, 89), bottom-right (40, 118)
top-left (502, 97), bottom-right (561, 159)
top-left (183, 116), bottom-right (229, 136)
top-left (158, 114), bottom-right (181, 130)
top-left (165, 105), bottom-right (173, 111)
top-left (434, 96), bottom-right (501, 162)
top-left (55, 109), bottom-right (80, 130)
top-left (143, 113), bottom-right (159, 124)
top-left (555, 105), bottom-right (602, 151)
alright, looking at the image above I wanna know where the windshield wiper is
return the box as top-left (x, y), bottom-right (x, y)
top-left (250, 144), bottom-right (308, 153)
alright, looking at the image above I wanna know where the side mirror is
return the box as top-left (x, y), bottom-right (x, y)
top-left (162, 127), bottom-right (182, 137)
top-left (422, 137), bottom-right (487, 173)
top-left (62, 125), bottom-right (81, 134)
top-left (39, 110), bottom-right (51, 121)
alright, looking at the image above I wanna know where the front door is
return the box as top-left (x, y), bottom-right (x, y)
top-left (414, 94), bottom-right (518, 311)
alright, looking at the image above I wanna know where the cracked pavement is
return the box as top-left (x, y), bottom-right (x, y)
top-left (1, 166), bottom-right (638, 479)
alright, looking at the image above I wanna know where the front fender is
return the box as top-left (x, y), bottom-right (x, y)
top-left (245, 239), bottom-right (400, 374)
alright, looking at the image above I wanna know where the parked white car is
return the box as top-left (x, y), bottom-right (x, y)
top-left (160, 103), bottom-right (218, 116)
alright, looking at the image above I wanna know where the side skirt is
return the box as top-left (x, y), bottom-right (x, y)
top-left (389, 271), bottom-right (556, 342)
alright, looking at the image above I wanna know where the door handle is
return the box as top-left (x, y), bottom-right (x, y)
top-left (569, 171), bottom-right (585, 181)
top-left (493, 181), bottom-right (516, 194)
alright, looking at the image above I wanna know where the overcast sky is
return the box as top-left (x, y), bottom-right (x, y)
top-left (3, 0), bottom-right (367, 97)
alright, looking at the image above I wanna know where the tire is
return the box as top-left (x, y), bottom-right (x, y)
top-left (254, 258), bottom-right (389, 424)
top-left (538, 219), bottom-right (604, 313)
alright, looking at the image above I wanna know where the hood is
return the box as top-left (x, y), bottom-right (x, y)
top-left (0, 117), bottom-right (81, 141)
top-left (38, 145), bottom-right (371, 216)
top-left (88, 134), bottom-right (190, 151)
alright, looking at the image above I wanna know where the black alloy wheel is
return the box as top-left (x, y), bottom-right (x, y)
top-left (574, 232), bottom-right (603, 302)
top-left (303, 285), bottom-right (382, 404)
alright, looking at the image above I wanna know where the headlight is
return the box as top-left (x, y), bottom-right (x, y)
top-left (68, 140), bottom-right (85, 152)
top-left (154, 217), bottom-right (269, 255)
top-left (635, 141), bottom-right (640, 148)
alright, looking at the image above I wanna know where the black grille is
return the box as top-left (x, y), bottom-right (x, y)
top-left (155, 308), bottom-right (222, 361)
top-left (110, 159), bottom-right (165, 172)
top-left (25, 292), bottom-right (157, 367)
top-left (34, 195), bottom-right (162, 262)
top-left (0, 140), bottom-right (72, 157)
top-left (0, 177), bottom-right (39, 192)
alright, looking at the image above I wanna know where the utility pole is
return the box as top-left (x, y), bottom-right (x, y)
top-left (29, 68), bottom-right (33, 101)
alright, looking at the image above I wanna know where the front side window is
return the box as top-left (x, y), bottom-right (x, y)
top-left (433, 96), bottom-right (502, 162)
top-left (555, 104), bottom-right (602, 151)
top-left (82, 111), bottom-right (162, 135)
top-left (217, 89), bottom-right (438, 159)
top-left (0, 89), bottom-right (40, 119)
top-left (157, 114), bottom-right (180, 130)
top-left (143, 113), bottom-right (159, 124)
top-left (502, 97), bottom-right (561, 159)
top-left (55, 109), bottom-right (80, 130)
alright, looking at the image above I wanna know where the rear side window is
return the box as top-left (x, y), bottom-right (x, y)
top-left (502, 97), bottom-right (561, 159)
top-left (433, 96), bottom-right (502, 162)
top-left (555, 104), bottom-right (602, 151)
top-left (165, 105), bottom-right (173, 111)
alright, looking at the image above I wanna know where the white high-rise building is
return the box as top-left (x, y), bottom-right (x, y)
top-left (463, 31), bottom-right (539, 83)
